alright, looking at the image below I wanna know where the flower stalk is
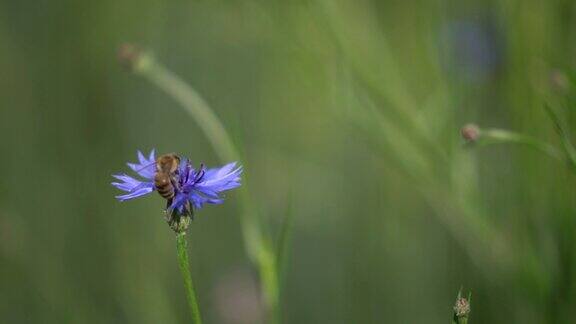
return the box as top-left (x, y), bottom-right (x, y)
top-left (176, 233), bottom-right (203, 324)
top-left (461, 124), bottom-right (564, 162)
top-left (543, 104), bottom-right (576, 171)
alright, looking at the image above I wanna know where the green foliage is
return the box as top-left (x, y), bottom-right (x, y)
top-left (0, 0), bottom-right (576, 323)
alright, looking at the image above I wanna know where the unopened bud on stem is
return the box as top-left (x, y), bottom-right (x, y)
top-left (117, 43), bottom-right (152, 72)
top-left (453, 290), bottom-right (471, 324)
top-left (461, 124), bottom-right (481, 142)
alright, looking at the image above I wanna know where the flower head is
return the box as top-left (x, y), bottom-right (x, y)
top-left (453, 295), bottom-right (471, 319)
top-left (112, 150), bottom-right (242, 231)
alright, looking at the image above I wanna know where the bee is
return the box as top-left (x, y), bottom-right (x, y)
top-left (154, 154), bottom-right (193, 220)
top-left (154, 153), bottom-right (181, 201)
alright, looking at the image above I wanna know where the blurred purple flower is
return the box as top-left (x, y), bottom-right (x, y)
top-left (112, 149), bottom-right (242, 215)
top-left (440, 18), bottom-right (503, 82)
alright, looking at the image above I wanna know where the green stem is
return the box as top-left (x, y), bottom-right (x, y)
top-left (477, 129), bottom-right (564, 162)
top-left (543, 104), bottom-right (576, 171)
top-left (454, 318), bottom-right (468, 324)
top-left (137, 60), bottom-right (238, 162)
top-left (176, 233), bottom-right (203, 324)
top-left (132, 51), bottom-right (280, 323)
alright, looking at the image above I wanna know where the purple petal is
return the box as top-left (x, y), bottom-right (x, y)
top-left (124, 150), bottom-right (156, 179)
top-left (196, 164), bottom-right (242, 192)
top-left (137, 151), bottom-right (146, 164)
top-left (112, 174), bottom-right (143, 191)
top-left (127, 162), bottom-right (155, 179)
top-left (169, 192), bottom-right (188, 211)
top-left (111, 172), bottom-right (155, 201)
top-left (203, 162), bottom-right (237, 179)
top-left (115, 186), bottom-right (154, 201)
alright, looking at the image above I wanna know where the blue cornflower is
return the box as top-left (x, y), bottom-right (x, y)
top-left (112, 150), bottom-right (242, 219)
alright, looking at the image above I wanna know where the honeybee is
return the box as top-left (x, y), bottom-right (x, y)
top-left (154, 153), bottom-right (180, 201)
top-left (154, 154), bottom-right (192, 221)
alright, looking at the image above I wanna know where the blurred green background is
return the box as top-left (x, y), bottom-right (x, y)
top-left (1, 0), bottom-right (576, 323)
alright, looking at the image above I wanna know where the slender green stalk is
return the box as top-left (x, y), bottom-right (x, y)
top-left (129, 50), bottom-right (280, 323)
top-left (136, 58), bottom-right (238, 163)
top-left (543, 104), bottom-right (576, 170)
top-left (475, 128), bottom-right (564, 162)
top-left (454, 317), bottom-right (468, 324)
top-left (176, 233), bottom-right (202, 324)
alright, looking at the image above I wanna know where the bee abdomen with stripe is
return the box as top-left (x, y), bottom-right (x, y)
top-left (154, 173), bottom-right (175, 199)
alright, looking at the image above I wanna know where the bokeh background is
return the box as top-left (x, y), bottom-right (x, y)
top-left (1, 0), bottom-right (576, 323)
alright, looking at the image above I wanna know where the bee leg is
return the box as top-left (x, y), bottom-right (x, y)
top-left (170, 177), bottom-right (181, 192)
top-left (164, 199), bottom-right (174, 222)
